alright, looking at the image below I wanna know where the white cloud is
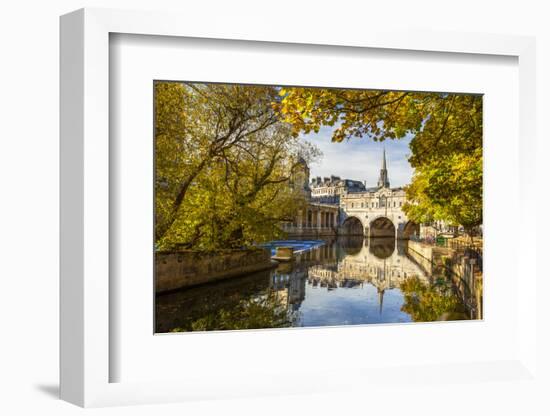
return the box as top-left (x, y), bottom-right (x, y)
top-left (302, 127), bottom-right (413, 188)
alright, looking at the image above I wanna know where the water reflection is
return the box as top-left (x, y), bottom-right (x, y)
top-left (156, 237), bottom-right (467, 332)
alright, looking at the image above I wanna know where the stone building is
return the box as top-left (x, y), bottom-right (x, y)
top-left (283, 156), bottom-right (340, 236)
top-left (290, 156), bottom-right (312, 200)
top-left (339, 149), bottom-right (418, 239)
top-left (310, 175), bottom-right (366, 204)
top-left (283, 149), bottom-right (419, 239)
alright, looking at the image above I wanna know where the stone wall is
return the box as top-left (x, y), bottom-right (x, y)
top-left (444, 251), bottom-right (483, 319)
top-left (406, 240), bottom-right (483, 319)
top-left (156, 249), bottom-right (275, 293)
top-left (407, 240), bottom-right (435, 275)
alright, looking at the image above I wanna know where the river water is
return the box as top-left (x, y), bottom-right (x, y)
top-left (156, 237), bottom-right (469, 333)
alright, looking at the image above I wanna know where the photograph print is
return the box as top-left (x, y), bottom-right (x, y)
top-left (154, 82), bottom-right (483, 333)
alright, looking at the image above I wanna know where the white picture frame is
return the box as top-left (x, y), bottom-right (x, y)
top-left (60, 7), bottom-right (539, 408)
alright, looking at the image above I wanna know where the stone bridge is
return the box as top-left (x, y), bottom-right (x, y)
top-left (338, 186), bottom-right (419, 240)
top-left (284, 149), bottom-right (420, 240)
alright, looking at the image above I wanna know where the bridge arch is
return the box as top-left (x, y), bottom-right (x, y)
top-left (369, 216), bottom-right (396, 238)
top-left (341, 216), bottom-right (364, 236)
top-left (402, 221), bottom-right (420, 239)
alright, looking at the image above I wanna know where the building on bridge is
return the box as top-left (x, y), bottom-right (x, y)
top-left (283, 149), bottom-right (419, 239)
top-left (310, 175), bottom-right (366, 205)
top-left (282, 157), bottom-right (341, 236)
top-left (340, 148), bottom-right (419, 239)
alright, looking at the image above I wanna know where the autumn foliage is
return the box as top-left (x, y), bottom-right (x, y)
top-left (155, 82), bottom-right (319, 250)
top-left (277, 88), bottom-right (482, 233)
top-left (155, 82), bottom-right (482, 251)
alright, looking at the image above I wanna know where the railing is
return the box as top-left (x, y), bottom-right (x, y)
top-left (409, 235), bottom-right (483, 272)
top-left (281, 224), bottom-right (337, 232)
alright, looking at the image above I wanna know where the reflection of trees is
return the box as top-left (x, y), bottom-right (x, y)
top-left (158, 258), bottom-right (309, 332)
top-left (400, 277), bottom-right (467, 322)
top-left (156, 269), bottom-right (274, 332)
top-left (171, 292), bottom-right (291, 332)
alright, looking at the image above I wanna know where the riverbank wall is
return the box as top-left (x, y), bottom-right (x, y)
top-left (156, 248), bottom-right (275, 293)
top-left (406, 240), bottom-right (437, 275)
top-left (407, 240), bottom-right (483, 319)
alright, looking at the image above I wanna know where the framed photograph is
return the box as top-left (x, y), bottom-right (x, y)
top-left (60, 8), bottom-right (539, 408)
top-left (153, 80), bottom-right (483, 334)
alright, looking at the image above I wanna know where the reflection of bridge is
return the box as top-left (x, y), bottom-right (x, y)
top-left (268, 237), bottom-right (430, 317)
top-left (307, 238), bottom-right (429, 294)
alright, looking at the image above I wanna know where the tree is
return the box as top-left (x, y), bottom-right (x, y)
top-left (155, 82), bottom-right (320, 250)
top-left (400, 277), bottom-right (466, 322)
top-left (403, 148), bottom-right (482, 237)
top-left (277, 88), bottom-right (483, 233)
top-left (155, 82), bottom-right (281, 242)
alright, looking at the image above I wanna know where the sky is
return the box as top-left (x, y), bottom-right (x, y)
top-left (301, 126), bottom-right (414, 188)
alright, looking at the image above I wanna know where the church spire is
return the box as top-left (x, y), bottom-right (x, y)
top-left (378, 288), bottom-right (385, 316)
top-left (377, 147), bottom-right (390, 188)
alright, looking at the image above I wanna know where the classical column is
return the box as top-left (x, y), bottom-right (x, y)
top-left (297, 210), bottom-right (302, 229)
top-left (317, 210), bottom-right (322, 230)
